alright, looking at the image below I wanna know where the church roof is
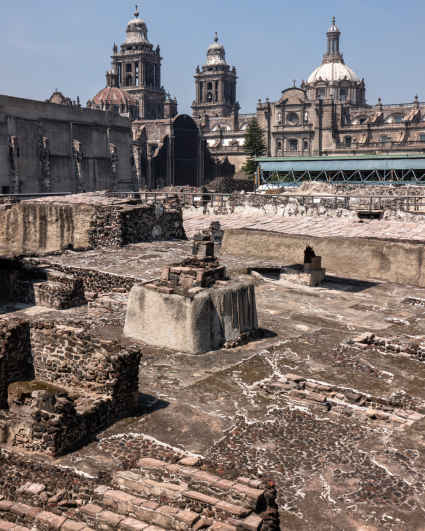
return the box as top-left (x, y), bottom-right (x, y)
top-left (308, 62), bottom-right (360, 83)
top-left (125, 5), bottom-right (149, 44)
top-left (207, 33), bottom-right (226, 66)
top-left (92, 87), bottom-right (138, 106)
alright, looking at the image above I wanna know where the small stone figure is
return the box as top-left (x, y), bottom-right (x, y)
top-left (201, 185), bottom-right (211, 214)
top-left (304, 245), bottom-right (316, 264)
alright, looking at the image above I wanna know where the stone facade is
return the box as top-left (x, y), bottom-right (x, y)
top-left (0, 95), bottom-right (133, 194)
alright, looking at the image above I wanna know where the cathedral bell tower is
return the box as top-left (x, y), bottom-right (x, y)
top-left (192, 33), bottom-right (239, 119)
top-left (110, 5), bottom-right (165, 119)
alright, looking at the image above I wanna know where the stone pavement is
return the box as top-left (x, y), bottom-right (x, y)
top-left (184, 213), bottom-right (425, 241)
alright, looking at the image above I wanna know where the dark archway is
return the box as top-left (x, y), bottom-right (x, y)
top-left (173, 115), bottom-right (200, 187)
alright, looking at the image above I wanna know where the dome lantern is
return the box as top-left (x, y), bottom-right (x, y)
top-left (206, 32), bottom-right (227, 66)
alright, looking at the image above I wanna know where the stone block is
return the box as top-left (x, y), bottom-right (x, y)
top-left (124, 280), bottom-right (258, 354)
top-left (96, 510), bottom-right (125, 529)
top-left (120, 518), bottom-right (148, 531)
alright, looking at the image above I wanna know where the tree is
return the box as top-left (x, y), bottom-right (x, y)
top-left (242, 118), bottom-right (266, 179)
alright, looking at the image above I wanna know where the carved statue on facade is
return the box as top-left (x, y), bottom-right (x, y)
top-left (109, 143), bottom-right (119, 191)
top-left (72, 139), bottom-right (84, 193)
top-left (8, 136), bottom-right (20, 193)
top-left (39, 136), bottom-right (51, 192)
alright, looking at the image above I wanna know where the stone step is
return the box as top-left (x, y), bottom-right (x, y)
top-left (135, 457), bottom-right (264, 510)
top-left (0, 519), bottom-right (30, 531)
top-left (0, 500), bottom-right (93, 531)
top-left (90, 485), bottom-right (262, 531)
top-left (88, 489), bottom-right (199, 530)
top-left (114, 470), bottom-right (252, 518)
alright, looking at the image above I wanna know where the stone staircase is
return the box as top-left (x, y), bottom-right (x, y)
top-left (0, 500), bottom-right (92, 531)
top-left (0, 457), bottom-right (270, 530)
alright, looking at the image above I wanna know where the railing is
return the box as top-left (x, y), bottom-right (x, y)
top-left (105, 191), bottom-right (425, 213)
top-left (3, 191), bottom-right (425, 213)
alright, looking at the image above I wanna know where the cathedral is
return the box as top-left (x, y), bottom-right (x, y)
top-left (86, 9), bottom-right (425, 186)
top-left (197, 17), bottom-right (425, 174)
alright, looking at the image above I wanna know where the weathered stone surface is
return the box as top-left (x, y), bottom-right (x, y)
top-left (124, 279), bottom-right (257, 354)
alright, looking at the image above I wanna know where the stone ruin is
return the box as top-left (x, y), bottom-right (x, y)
top-left (125, 232), bottom-right (259, 353)
top-left (250, 245), bottom-right (326, 288)
top-left (0, 316), bottom-right (141, 457)
top-left (0, 192), bottom-right (186, 257)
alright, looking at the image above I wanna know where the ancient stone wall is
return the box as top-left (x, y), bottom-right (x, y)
top-left (0, 94), bottom-right (133, 194)
top-left (0, 317), bottom-right (142, 456)
top-left (0, 194), bottom-right (186, 256)
top-left (0, 320), bottom-right (32, 405)
top-left (29, 321), bottom-right (140, 400)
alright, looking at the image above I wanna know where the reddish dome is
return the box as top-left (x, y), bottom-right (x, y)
top-left (92, 87), bottom-right (138, 106)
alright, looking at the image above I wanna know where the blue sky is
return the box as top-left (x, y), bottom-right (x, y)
top-left (1, 0), bottom-right (424, 114)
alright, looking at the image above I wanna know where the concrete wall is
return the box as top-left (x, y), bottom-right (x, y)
top-left (222, 228), bottom-right (425, 287)
top-left (0, 95), bottom-right (133, 193)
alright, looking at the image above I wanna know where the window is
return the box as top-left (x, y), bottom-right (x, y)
top-left (126, 64), bottom-right (132, 72)
top-left (316, 87), bottom-right (326, 99)
top-left (344, 136), bottom-right (352, 147)
top-left (288, 139), bottom-right (298, 152)
top-left (207, 92), bottom-right (213, 102)
top-left (276, 140), bottom-right (282, 151)
top-left (380, 135), bottom-right (392, 143)
top-left (419, 134), bottom-right (425, 142)
top-left (340, 88), bottom-right (348, 102)
top-left (390, 114), bottom-right (403, 124)
top-left (303, 140), bottom-right (309, 150)
top-left (277, 112), bottom-right (282, 124)
top-left (287, 112), bottom-right (299, 125)
top-left (1, 186), bottom-right (10, 194)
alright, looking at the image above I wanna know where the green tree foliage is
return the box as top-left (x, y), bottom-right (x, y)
top-left (242, 118), bottom-right (266, 179)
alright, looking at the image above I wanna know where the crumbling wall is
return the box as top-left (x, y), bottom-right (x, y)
top-left (0, 319), bottom-right (32, 410)
top-left (0, 194), bottom-right (186, 257)
top-left (0, 318), bottom-right (142, 456)
top-left (30, 321), bottom-right (141, 404)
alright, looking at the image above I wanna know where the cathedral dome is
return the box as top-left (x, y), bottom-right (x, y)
top-left (125, 6), bottom-right (149, 44)
top-left (308, 62), bottom-right (360, 83)
top-left (92, 86), bottom-right (138, 107)
top-left (207, 33), bottom-right (226, 66)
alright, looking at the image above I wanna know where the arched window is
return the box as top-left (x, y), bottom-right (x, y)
top-left (344, 136), bottom-right (352, 147)
top-left (276, 140), bottom-right (282, 152)
top-left (288, 138), bottom-right (298, 152)
top-left (277, 112), bottom-right (282, 123)
top-left (287, 112), bottom-right (299, 125)
top-left (303, 139), bottom-right (309, 151)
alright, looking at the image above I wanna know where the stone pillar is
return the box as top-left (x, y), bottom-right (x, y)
top-left (39, 136), bottom-right (51, 193)
top-left (219, 80), bottom-right (225, 105)
top-left (167, 135), bottom-right (175, 186)
top-left (132, 142), bottom-right (143, 189)
top-left (156, 62), bottom-right (161, 89)
top-left (131, 63), bottom-right (136, 87)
